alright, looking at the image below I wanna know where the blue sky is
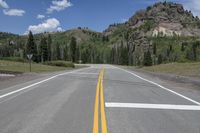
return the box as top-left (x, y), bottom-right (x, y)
top-left (0, 0), bottom-right (199, 35)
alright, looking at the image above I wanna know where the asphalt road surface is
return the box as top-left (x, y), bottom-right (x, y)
top-left (0, 64), bottom-right (200, 133)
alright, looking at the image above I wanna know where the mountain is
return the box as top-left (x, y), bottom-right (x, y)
top-left (2, 2), bottom-right (200, 46)
top-left (102, 2), bottom-right (200, 65)
top-left (0, 2), bottom-right (200, 65)
top-left (104, 2), bottom-right (200, 37)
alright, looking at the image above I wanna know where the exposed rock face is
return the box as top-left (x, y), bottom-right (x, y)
top-left (104, 2), bottom-right (200, 37)
top-left (152, 23), bottom-right (182, 36)
top-left (129, 2), bottom-right (200, 37)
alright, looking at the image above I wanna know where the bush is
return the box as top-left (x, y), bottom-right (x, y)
top-left (44, 61), bottom-right (75, 68)
top-left (146, 6), bottom-right (152, 11)
top-left (139, 20), bottom-right (155, 32)
top-left (0, 57), bottom-right (25, 62)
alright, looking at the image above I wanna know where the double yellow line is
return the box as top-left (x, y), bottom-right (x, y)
top-left (93, 68), bottom-right (108, 133)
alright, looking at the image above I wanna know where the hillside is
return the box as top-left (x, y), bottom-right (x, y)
top-left (0, 1), bottom-right (200, 66)
top-left (34, 28), bottom-right (102, 44)
top-left (0, 28), bottom-right (109, 63)
top-left (0, 28), bottom-right (102, 45)
top-left (104, 2), bottom-right (200, 37)
top-left (103, 2), bottom-right (200, 65)
top-left (0, 32), bottom-right (20, 45)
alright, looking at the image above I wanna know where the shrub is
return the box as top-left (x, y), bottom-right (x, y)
top-left (146, 6), bottom-right (152, 11)
top-left (44, 61), bottom-right (75, 68)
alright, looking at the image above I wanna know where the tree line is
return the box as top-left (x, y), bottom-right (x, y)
top-left (108, 33), bottom-right (200, 66)
top-left (26, 31), bottom-right (79, 63)
top-left (0, 30), bottom-right (200, 66)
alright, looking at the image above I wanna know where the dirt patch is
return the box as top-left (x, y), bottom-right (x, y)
top-left (0, 73), bottom-right (45, 90)
top-left (0, 70), bottom-right (22, 75)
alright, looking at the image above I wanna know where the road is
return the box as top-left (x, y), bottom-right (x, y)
top-left (0, 64), bottom-right (200, 133)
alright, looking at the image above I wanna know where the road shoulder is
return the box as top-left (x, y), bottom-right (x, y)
top-left (124, 66), bottom-right (200, 91)
top-left (0, 66), bottom-right (88, 91)
top-left (117, 66), bottom-right (200, 104)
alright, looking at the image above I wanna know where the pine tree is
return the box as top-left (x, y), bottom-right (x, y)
top-left (56, 43), bottom-right (61, 60)
top-left (110, 47), bottom-right (115, 64)
top-left (47, 34), bottom-right (52, 61)
top-left (143, 50), bottom-right (152, 66)
top-left (64, 44), bottom-right (68, 61)
top-left (181, 42), bottom-right (188, 52)
top-left (158, 54), bottom-right (163, 64)
top-left (26, 31), bottom-right (37, 62)
top-left (70, 37), bottom-right (77, 62)
top-left (192, 43), bottom-right (197, 61)
top-left (76, 45), bottom-right (80, 62)
top-left (153, 43), bottom-right (157, 55)
top-left (120, 41), bottom-right (128, 65)
top-left (39, 37), bottom-right (48, 62)
top-left (169, 44), bottom-right (173, 52)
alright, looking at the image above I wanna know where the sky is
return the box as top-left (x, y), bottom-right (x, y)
top-left (0, 0), bottom-right (200, 35)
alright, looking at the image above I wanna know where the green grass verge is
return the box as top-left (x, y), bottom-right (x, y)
top-left (0, 57), bottom-right (25, 62)
top-left (141, 62), bottom-right (200, 77)
top-left (0, 60), bottom-right (74, 73)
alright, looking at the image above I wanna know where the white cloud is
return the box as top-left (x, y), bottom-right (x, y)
top-left (57, 27), bottom-right (63, 31)
top-left (25, 18), bottom-right (61, 34)
top-left (3, 9), bottom-right (25, 16)
top-left (0, 0), bottom-right (25, 17)
top-left (47, 0), bottom-right (72, 14)
top-left (0, 0), bottom-right (9, 8)
top-left (37, 14), bottom-right (45, 19)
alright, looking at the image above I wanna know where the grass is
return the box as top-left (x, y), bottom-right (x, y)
top-left (0, 60), bottom-right (74, 73)
top-left (0, 57), bottom-right (25, 62)
top-left (141, 62), bottom-right (200, 77)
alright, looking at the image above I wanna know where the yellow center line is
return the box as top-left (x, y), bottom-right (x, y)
top-left (93, 68), bottom-right (108, 133)
top-left (93, 71), bottom-right (101, 133)
top-left (100, 68), bottom-right (108, 133)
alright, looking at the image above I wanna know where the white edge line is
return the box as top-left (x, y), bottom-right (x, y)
top-left (0, 67), bottom-right (91, 99)
top-left (0, 74), bottom-right (15, 77)
top-left (112, 66), bottom-right (200, 106)
top-left (105, 102), bottom-right (200, 110)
